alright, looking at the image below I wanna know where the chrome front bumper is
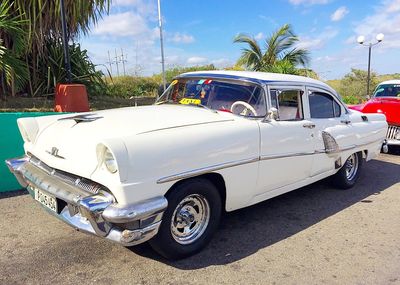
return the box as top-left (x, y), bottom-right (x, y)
top-left (6, 156), bottom-right (168, 246)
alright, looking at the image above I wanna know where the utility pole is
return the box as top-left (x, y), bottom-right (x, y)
top-left (107, 50), bottom-right (113, 76)
top-left (121, 48), bottom-right (127, 76)
top-left (157, 0), bottom-right (166, 91)
top-left (114, 48), bottom-right (120, 77)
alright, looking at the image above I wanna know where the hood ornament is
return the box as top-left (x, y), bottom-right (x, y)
top-left (46, 147), bottom-right (65, 159)
top-left (58, 114), bottom-right (103, 124)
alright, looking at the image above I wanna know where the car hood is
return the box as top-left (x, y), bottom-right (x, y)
top-left (26, 104), bottom-right (234, 179)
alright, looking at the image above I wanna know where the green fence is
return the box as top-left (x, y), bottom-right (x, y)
top-left (0, 113), bottom-right (61, 193)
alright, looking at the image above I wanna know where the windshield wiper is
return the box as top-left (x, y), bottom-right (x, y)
top-left (188, 103), bottom-right (218, 113)
top-left (155, 99), bottom-right (176, 105)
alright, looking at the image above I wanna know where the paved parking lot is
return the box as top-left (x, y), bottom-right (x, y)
top-left (1, 153), bottom-right (399, 285)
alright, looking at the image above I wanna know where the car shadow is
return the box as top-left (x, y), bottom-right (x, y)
top-left (0, 189), bottom-right (27, 200)
top-left (129, 158), bottom-right (400, 268)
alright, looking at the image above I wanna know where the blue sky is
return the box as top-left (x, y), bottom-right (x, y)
top-left (81, 0), bottom-right (400, 80)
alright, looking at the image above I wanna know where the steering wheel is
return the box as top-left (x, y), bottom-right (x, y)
top-left (230, 101), bottom-right (258, 116)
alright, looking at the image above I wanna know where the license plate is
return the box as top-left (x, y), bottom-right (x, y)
top-left (34, 188), bottom-right (58, 213)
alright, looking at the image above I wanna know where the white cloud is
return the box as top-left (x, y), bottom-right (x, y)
top-left (93, 12), bottom-right (149, 37)
top-left (386, 0), bottom-right (400, 13)
top-left (211, 58), bottom-right (233, 68)
top-left (169, 33), bottom-right (195, 44)
top-left (289, 0), bottom-right (330, 5)
top-left (254, 32), bottom-right (264, 40)
top-left (298, 28), bottom-right (338, 50)
top-left (187, 57), bottom-right (208, 65)
top-left (331, 6), bottom-right (349, 22)
top-left (351, 0), bottom-right (400, 49)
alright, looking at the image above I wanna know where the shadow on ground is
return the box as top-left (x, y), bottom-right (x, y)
top-left (129, 158), bottom-right (400, 269)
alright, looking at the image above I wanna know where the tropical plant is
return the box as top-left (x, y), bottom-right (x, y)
top-left (2, 0), bottom-right (111, 97)
top-left (0, 2), bottom-right (28, 97)
top-left (152, 64), bottom-right (217, 83)
top-left (234, 24), bottom-right (310, 74)
top-left (32, 39), bottom-right (107, 97)
top-left (327, 68), bottom-right (378, 104)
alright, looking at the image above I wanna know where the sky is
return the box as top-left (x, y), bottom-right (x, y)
top-left (80, 0), bottom-right (400, 80)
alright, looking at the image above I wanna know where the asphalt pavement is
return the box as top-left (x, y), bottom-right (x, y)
top-left (0, 152), bottom-right (399, 285)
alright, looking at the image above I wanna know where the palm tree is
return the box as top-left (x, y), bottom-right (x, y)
top-left (1, 0), bottom-right (111, 97)
top-left (0, 2), bottom-right (27, 98)
top-left (234, 24), bottom-right (310, 74)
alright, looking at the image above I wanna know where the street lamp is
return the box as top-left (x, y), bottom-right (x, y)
top-left (357, 33), bottom-right (384, 96)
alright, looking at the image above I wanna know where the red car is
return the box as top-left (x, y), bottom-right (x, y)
top-left (348, 80), bottom-right (400, 150)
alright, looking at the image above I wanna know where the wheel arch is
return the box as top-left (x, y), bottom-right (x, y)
top-left (165, 172), bottom-right (227, 211)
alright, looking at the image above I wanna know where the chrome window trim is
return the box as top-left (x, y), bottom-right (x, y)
top-left (306, 86), bottom-right (349, 116)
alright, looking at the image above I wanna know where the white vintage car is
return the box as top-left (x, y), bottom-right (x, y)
top-left (7, 71), bottom-right (387, 259)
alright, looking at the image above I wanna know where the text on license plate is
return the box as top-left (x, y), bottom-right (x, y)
top-left (34, 188), bottom-right (58, 213)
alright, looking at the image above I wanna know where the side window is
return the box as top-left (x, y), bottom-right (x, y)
top-left (270, 89), bottom-right (304, 121)
top-left (309, 91), bottom-right (341, 118)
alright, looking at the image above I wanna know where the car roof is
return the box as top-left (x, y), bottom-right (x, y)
top-left (180, 70), bottom-right (338, 96)
top-left (378, 80), bottom-right (400, 85)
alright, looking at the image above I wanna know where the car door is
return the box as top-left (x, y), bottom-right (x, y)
top-left (256, 85), bottom-right (315, 195)
top-left (305, 87), bottom-right (355, 177)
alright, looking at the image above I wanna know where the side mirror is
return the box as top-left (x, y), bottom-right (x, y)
top-left (263, 107), bottom-right (278, 122)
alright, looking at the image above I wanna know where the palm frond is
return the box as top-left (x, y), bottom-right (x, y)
top-left (234, 34), bottom-right (263, 70)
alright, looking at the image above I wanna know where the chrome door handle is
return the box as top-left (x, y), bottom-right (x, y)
top-left (341, 120), bottom-right (351, 124)
top-left (303, 123), bottom-right (315, 129)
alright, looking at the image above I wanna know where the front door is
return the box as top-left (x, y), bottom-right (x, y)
top-left (256, 86), bottom-right (315, 195)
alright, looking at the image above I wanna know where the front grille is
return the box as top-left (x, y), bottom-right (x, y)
top-left (386, 125), bottom-right (400, 140)
top-left (29, 155), bottom-right (102, 194)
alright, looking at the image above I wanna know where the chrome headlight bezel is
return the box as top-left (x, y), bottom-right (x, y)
top-left (104, 148), bottom-right (118, 174)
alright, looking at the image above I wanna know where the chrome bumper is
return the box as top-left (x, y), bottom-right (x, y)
top-left (6, 156), bottom-right (168, 246)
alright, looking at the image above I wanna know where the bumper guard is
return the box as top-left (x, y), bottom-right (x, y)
top-left (6, 156), bottom-right (168, 246)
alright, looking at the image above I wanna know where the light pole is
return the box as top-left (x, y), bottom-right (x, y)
top-left (157, 0), bottom-right (166, 92)
top-left (60, 0), bottom-right (72, 83)
top-left (357, 33), bottom-right (384, 96)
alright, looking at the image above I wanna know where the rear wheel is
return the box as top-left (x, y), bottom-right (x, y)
top-left (331, 152), bottom-right (363, 189)
top-left (149, 178), bottom-right (221, 260)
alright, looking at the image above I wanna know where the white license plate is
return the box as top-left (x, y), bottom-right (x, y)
top-left (34, 188), bottom-right (58, 213)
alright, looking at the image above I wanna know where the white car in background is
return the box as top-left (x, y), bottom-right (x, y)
top-left (7, 71), bottom-right (387, 259)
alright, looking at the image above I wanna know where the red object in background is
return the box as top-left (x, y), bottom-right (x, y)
top-left (54, 84), bottom-right (90, 112)
top-left (348, 97), bottom-right (400, 126)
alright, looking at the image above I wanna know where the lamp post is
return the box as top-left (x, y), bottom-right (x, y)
top-left (157, 0), bottom-right (166, 92)
top-left (357, 33), bottom-right (384, 96)
top-left (60, 0), bottom-right (72, 83)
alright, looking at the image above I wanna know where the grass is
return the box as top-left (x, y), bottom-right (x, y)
top-left (0, 95), bottom-right (156, 112)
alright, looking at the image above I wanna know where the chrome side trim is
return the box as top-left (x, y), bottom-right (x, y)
top-left (260, 151), bottom-right (315, 161)
top-left (157, 157), bottom-right (259, 184)
top-left (157, 137), bottom-right (385, 184)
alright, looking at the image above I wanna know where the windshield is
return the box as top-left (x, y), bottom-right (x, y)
top-left (373, 84), bottom-right (400, 98)
top-left (156, 77), bottom-right (267, 117)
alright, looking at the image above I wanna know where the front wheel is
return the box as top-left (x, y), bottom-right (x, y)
top-left (331, 152), bottom-right (363, 189)
top-left (149, 178), bottom-right (222, 260)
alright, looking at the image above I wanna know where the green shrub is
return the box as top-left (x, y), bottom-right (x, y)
top-left (106, 76), bottom-right (159, 98)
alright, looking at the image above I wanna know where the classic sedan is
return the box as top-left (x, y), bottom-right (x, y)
top-left (348, 80), bottom-right (400, 149)
top-left (6, 71), bottom-right (387, 259)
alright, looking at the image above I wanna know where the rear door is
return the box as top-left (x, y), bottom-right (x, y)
top-left (305, 87), bottom-right (355, 176)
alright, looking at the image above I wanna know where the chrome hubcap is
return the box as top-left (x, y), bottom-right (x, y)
top-left (345, 153), bottom-right (359, 181)
top-left (171, 194), bottom-right (210, 245)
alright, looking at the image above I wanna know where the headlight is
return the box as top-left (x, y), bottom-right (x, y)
top-left (104, 148), bottom-right (118, 173)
